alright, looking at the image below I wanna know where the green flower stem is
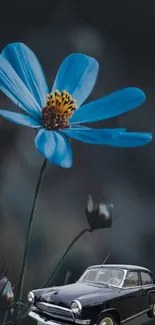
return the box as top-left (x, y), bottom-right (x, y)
top-left (2, 310), bottom-right (8, 325)
top-left (14, 158), bottom-right (47, 320)
top-left (42, 228), bottom-right (91, 288)
top-left (42, 215), bottom-right (119, 288)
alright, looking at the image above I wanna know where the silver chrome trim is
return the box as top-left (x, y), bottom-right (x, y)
top-left (119, 269), bottom-right (127, 288)
top-left (36, 302), bottom-right (75, 322)
top-left (29, 310), bottom-right (90, 325)
top-left (29, 311), bottom-right (62, 325)
top-left (27, 291), bottom-right (35, 303)
top-left (37, 302), bottom-right (73, 313)
top-left (75, 319), bottom-right (91, 324)
top-left (71, 300), bottom-right (82, 314)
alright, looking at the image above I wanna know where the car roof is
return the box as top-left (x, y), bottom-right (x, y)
top-left (88, 264), bottom-right (151, 273)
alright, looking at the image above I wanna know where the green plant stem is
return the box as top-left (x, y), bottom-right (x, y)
top-left (42, 212), bottom-right (120, 288)
top-left (2, 310), bottom-right (8, 325)
top-left (14, 158), bottom-right (47, 320)
top-left (42, 228), bottom-right (91, 288)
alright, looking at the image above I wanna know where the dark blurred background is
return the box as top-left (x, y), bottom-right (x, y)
top-left (0, 0), bottom-right (155, 324)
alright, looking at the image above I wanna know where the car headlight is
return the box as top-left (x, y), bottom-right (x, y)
top-left (27, 291), bottom-right (35, 303)
top-left (71, 300), bottom-right (82, 314)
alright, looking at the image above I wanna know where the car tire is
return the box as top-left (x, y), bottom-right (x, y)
top-left (98, 313), bottom-right (117, 325)
top-left (147, 304), bottom-right (155, 318)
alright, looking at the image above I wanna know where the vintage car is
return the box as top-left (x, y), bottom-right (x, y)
top-left (28, 264), bottom-right (155, 325)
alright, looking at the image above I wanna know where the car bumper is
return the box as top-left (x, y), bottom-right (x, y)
top-left (29, 311), bottom-right (70, 325)
top-left (29, 310), bottom-right (91, 325)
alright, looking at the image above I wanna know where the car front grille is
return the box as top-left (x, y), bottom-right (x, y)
top-left (36, 302), bottom-right (74, 322)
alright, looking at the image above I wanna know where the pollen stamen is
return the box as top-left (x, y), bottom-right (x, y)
top-left (42, 90), bottom-right (77, 131)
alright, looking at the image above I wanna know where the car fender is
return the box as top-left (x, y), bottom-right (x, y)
top-left (32, 288), bottom-right (52, 299)
top-left (98, 308), bottom-right (121, 324)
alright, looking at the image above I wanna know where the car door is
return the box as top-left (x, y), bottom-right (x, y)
top-left (119, 271), bottom-right (145, 319)
top-left (140, 271), bottom-right (155, 309)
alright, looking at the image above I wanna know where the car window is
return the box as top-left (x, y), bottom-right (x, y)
top-left (86, 270), bottom-right (97, 282)
top-left (123, 271), bottom-right (139, 287)
top-left (141, 272), bottom-right (153, 285)
top-left (97, 270), bottom-right (124, 286)
top-left (78, 268), bottom-right (124, 287)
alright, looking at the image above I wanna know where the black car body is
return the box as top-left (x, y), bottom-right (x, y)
top-left (28, 264), bottom-right (155, 325)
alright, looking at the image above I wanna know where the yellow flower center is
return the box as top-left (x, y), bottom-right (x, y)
top-left (42, 90), bottom-right (77, 130)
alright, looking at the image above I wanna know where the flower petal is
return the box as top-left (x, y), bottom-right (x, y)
top-left (109, 131), bottom-right (152, 147)
top-left (52, 53), bottom-right (99, 107)
top-left (0, 109), bottom-right (42, 128)
top-left (70, 124), bottom-right (91, 129)
top-left (2, 43), bottom-right (49, 108)
top-left (62, 127), bottom-right (152, 147)
top-left (35, 128), bottom-right (72, 168)
top-left (70, 88), bottom-right (146, 124)
top-left (0, 55), bottom-right (41, 119)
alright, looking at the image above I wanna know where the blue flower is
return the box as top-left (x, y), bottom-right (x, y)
top-left (0, 42), bottom-right (152, 168)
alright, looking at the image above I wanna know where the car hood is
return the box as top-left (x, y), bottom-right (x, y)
top-left (40, 282), bottom-right (120, 307)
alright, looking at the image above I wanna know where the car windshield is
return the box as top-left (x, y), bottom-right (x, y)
top-left (78, 268), bottom-right (124, 287)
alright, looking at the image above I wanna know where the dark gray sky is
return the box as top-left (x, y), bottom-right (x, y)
top-left (0, 1), bottom-right (155, 324)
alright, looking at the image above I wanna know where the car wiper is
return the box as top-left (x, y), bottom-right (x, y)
top-left (95, 282), bottom-right (109, 288)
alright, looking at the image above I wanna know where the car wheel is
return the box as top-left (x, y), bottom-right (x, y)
top-left (147, 304), bottom-right (155, 318)
top-left (98, 313), bottom-right (117, 325)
